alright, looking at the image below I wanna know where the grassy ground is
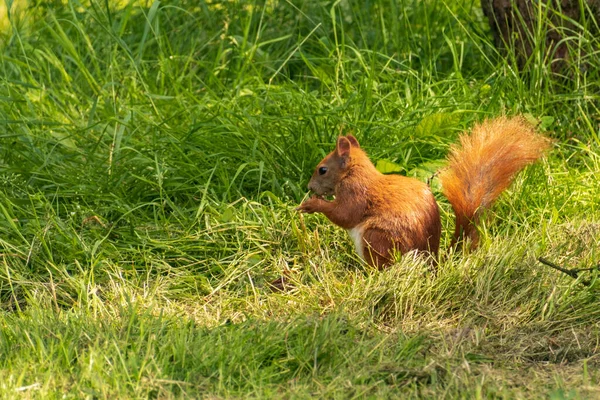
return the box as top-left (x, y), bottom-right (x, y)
top-left (1, 0), bottom-right (600, 398)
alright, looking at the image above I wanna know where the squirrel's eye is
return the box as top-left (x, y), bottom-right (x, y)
top-left (318, 166), bottom-right (328, 175)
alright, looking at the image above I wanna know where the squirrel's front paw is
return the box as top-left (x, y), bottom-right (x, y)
top-left (297, 196), bottom-right (323, 214)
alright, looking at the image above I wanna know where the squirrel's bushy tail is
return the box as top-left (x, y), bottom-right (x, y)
top-left (439, 116), bottom-right (551, 249)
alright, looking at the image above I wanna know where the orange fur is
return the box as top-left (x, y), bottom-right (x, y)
top-left (438, 116), bottom-right (552, 249)
top-left (298, 117), bottom-right (551, 268)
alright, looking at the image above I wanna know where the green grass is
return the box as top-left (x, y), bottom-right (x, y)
top-left (1, 0), bottom-right (600, 398)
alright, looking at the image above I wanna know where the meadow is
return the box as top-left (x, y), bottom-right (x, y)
top-left (1, 0), bottom-right (600, 398)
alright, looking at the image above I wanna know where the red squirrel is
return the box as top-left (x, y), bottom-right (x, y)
top-left (297, 116), bottom-right (551, 268)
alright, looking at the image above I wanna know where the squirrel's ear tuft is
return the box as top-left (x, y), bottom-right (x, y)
top-left (346, 134), bottom-right (360, 148)
top-left (337, 136), bottom-right (351, 158)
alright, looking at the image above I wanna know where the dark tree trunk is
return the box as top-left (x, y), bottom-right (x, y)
top-left (481, 0), bottom-right (600, 71)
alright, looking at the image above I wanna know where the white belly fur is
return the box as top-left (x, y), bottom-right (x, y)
top-left (347, 225), bottom-right (365, 259)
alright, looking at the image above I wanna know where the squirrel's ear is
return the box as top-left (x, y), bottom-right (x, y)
top-left (336, 136), bottom-right (351, 158)
top-left (346, 134), bottom-right (360, 148)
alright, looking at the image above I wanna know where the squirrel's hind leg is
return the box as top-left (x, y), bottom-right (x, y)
top-left (362, 228), bottom-right (394, 269)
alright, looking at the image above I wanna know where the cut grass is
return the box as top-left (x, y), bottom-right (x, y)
top-left (1, 0), bottom-right (600, 398)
